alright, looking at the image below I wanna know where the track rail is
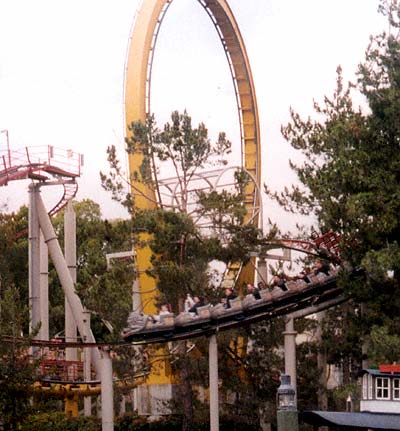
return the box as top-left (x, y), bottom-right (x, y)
top-left (122, 273), bottom-right (351, 344)
top-left (124, 0), bottom-right (262, 315)
top-left (3, 270), bottom-right (361, 349)
top-left (0, 146), bottom-right (82, 236)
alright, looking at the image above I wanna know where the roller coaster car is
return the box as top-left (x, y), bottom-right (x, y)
top-left (122, 312), bottom-right (175, 340)
top-left (270, 286), bottom-right (287, 299)
top-left (175, 305), bottom-right (212, 329)
top-left (285, 279), bottom-right (308, 292)
top-left (244, 287), bottom-right (292, 314)
top-left (210, 297), bottom-right (243, 321)
top-left (122, 312), bottom-right (149, 336)
top-left (242, 294), bottom-right (258, 308)
top-left (307, 273), bottom-right (329, 285)
top-left (175, 312), bottom-right (194, 326)
top-left (145, 313), bottom-right (175, 330)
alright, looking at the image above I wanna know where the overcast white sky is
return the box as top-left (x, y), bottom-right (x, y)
top-left (0, 0), bottom-right (386, 231)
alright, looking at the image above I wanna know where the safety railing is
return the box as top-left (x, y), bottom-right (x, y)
top-left (0, 145), bottom-right (82, 179)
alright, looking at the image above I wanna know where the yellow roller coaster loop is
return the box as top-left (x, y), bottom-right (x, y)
top-left (125, 0), bottom-right (261, 308)
top-left (124, 0), bottom-right (261, 392)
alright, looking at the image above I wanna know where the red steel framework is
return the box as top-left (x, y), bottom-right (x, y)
top-left (0, 143), bottom-right (82, 218)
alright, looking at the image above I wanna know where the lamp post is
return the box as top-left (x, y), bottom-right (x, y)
top-left (276, 374), bottom-right (299, 431)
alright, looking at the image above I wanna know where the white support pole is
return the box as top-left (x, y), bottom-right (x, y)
top-left (209, 334), bottom-right (219, 431)
top-left (257, 256), bottom-right (268, 287)
top-left (39, 232), bottom-right (49, 340)
top-left (283, 318), bottom-right (297, 402)
top-left (132, 277), bottom-right (142, 312)
top-left (29, 184), bottom-right (41, 350)
top-left (35, 192), bottom-right (101, 372)
top-left (101, 349), bottom-right (114, 431)
top-left (65, 201), bottom-right (78, 361)
top-left (83, 309), bottom-right (92, 417)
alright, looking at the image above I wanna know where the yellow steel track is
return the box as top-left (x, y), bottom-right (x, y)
top-left (125, 0), bottom-right (261, 305)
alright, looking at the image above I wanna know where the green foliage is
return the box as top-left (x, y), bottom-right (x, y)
top-left (319, 303), bottom-right (362, 367)
top-left (329, 382), bottom-right (359, 412)
top-left (0, 286), bottom-right (38, 430)
top-left (114, 413), bottom-right (259, 431)
top-left (0, 207), bottom-right (29, 312)
top-left (50, 199), bottom-right (134, 339)
top-left (366, 325), bottom-right (400, 364)
top-left (19, 411), bottom-right (262, 431)
top-left (127, 111), bottom-right (231, 188)
top-left (267, 0), bottom-right (400, 374)
top-left (20, 412), bottom-right (100, 431)
top-left (112, 110), bottom-right (267, 312)
top-left (268, 2), bottom-right (400, 280)
top-left (102, 110), bottom-right (272, 430)
top-left (101, 111), bottom-right (232, 214)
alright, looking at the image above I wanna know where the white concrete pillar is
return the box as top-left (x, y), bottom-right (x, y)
top-left (101, 349), bottom-right (114, 431)
top-left (29, 184), bottom-right (41, 350)
top-left (209, 334), bottom-right (219, 431)
top-left (65, 201), bottom-right (78, 361)
top-left (283, 317), bottom-right (297, 402)
top-left (39, 231), bottom-right (49, 340)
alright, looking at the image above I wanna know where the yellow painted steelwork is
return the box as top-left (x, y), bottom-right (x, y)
top-left (33, 373), bottom-right (147, 417)
top-left (125, 0), bottom-right (261, 306)
top-left (125, 0), bottom-right (261, 387)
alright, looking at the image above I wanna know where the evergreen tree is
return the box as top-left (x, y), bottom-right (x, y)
top-left (102, 110), bottom-right (267, 430)
top-left (0, 286), bottom-right (37, 430)
top-left (49, 199), bottom-right (134, 339)
top-left (266, 0), bottom-right (400, 407)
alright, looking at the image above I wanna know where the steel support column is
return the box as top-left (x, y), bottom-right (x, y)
top-left (101, 349), bottom-right (114, 431)
top-left (83, 309), bottom-right (92, 416)
top-left (209, 334), bottom-right (219, 431)
top-left (29, 184), bottom-right (41, 351)
top-left (36, 192), bottom-right (101, 372)
top-left (39, 231), bottom-right (49, 340)
top-left (283, 317), bottom-right (297, 400)
top-left (65, 201), bottom-right (78, 361)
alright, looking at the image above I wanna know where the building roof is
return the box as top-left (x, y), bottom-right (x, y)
top-left (300, 411), bottom-right (400, 430)
top-left (360, 368), bottom-right (400, 378)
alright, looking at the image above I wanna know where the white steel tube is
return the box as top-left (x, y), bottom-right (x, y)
top-left (83, 309), bottom-right (92, 416)
top-left (39, 232), bottom-right (49, 340)
top-left (101, 349), bottom-right (114, 431)
top-left (65, 201), bottom-right (78, 361)
top-left (257, 256), bottom-right (268, 287)
top-left (36, 193), bottom-right (101, 371)
top-left (209, 334), bottom-right (219, 431)
top-left (283, 317), bottom-right (297, 401)
top-left (288, 296), bottom-right (346, 320)
top-left (29, 185), bottom-right (41, 345)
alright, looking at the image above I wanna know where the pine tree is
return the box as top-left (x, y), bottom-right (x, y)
top-left (266, 0), bottom-right (400, 407)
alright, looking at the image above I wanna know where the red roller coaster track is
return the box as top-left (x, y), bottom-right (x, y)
top-left (0, 145), bottom-right (82, 219)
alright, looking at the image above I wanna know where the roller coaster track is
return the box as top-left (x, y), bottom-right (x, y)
top-left (121, 270), bottom-right (357, 344)
top-left (0, 146), bottom-right (82, 231)
top-left (3, 269), bottom-right (360, 351)
top-left (125, 0), bottom-right (262, 315)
